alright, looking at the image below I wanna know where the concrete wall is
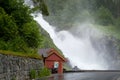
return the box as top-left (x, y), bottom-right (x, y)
top-left (0, 54), bottom-right (44, 80)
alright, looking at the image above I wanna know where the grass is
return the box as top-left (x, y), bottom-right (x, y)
top-left (0, 50), bottom-right (42, 60)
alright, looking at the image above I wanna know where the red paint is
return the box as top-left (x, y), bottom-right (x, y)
top-left (44, 49), bottom-right (66, 74)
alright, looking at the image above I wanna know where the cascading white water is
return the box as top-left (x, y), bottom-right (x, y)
top-left (25, 0), bottom-right (119, 70)
top-left (32, 13), bottom-right (110, 70)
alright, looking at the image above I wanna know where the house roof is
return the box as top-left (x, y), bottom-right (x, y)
top-left (38, 48), bottom-right (51, 57)
top-left (38, 48), bottom-right (66, 61)
top-left (48, 49), bottom-right (66, 61)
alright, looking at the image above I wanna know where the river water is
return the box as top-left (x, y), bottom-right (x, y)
top-left (37, 72), bottom-right (120, 80)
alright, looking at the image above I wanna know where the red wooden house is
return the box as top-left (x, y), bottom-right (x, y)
top-left (39, 48), bottom-right (66, 74)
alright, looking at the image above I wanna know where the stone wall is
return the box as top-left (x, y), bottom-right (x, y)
top-left (0, 54), bottom-right (44, 80)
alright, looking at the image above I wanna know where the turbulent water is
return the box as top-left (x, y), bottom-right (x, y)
top-left (25, 0), bottom-right (120, 70)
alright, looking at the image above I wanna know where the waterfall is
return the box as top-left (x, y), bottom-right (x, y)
top-left (25, 0), bottom-right (120, 70)
top-left (32, 13), bottom-right (109, 70)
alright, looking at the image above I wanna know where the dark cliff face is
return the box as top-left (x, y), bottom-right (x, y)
top-left (0, 54), bottom-right (43, 80)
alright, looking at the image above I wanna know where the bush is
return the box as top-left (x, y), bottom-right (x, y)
top-left (29, 68), bottom-right (51, 79)
top-left (38, 67), bottom-right (51, 78)
top-left (11, 77), bottom-right (16, 80)
top-left (29, 69), bottom-right (37, 79)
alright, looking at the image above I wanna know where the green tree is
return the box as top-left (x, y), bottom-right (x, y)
top-left (0, 0), bottom-right (44, 53)
top-left (21, 21), bottom-right (42, 48)
top-left (32, 0), bottom-right (49, 16)
top-left (0, 7), bottom-right (18, 41)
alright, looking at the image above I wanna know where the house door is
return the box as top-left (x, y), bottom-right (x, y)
top-left (54, 61), bottom-right (59, 68)
top-left (52, 61), bottom-right (59, 73)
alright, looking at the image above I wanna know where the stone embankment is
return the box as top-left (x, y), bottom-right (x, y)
top-left (0, 54), bottom-right (43, 80)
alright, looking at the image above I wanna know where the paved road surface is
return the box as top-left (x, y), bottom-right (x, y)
top-left (38, 72), bottom-right (120, 80)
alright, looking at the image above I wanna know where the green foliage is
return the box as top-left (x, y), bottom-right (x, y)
top-left (29, 69), bottom-right (37, 79)
top-left (0, 0), bottom-right (60, 56)
top-left (45, 0), bottom-right (120, 30)
top-left (32, 0), bottom-right (49, 16)
top-left (40, 1), bottom-right (49, 16)
top-left (0, 0), bottom-right (46, 53)
top-left (11, 6), bottom-right (32, 27)
top-left (115, 17), bottom-right (120, 27)
top-left (95, 6), bottom-right (114, 26)
top-left (95, 0), bottom-right (120, 18)
top-left (0, 37), bottom-right (28, 52)
top-left (0, 7), bottom-right (18, 41)
top-left (29, 68), bottom-right (51, 79)
top-left (38, 67), bottom-right (51, 78)
top-left (11, 76), bottom-right (16, 80)
top-left (0, 7), bottom-right (5, 14)
top-left (21, 21), bottom-right (42, 48)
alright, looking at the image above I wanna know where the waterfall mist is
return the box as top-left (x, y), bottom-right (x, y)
top-left (26, 0), bottom-right (120, 70)
top-left (33, 13), bottom-right (118, 70)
